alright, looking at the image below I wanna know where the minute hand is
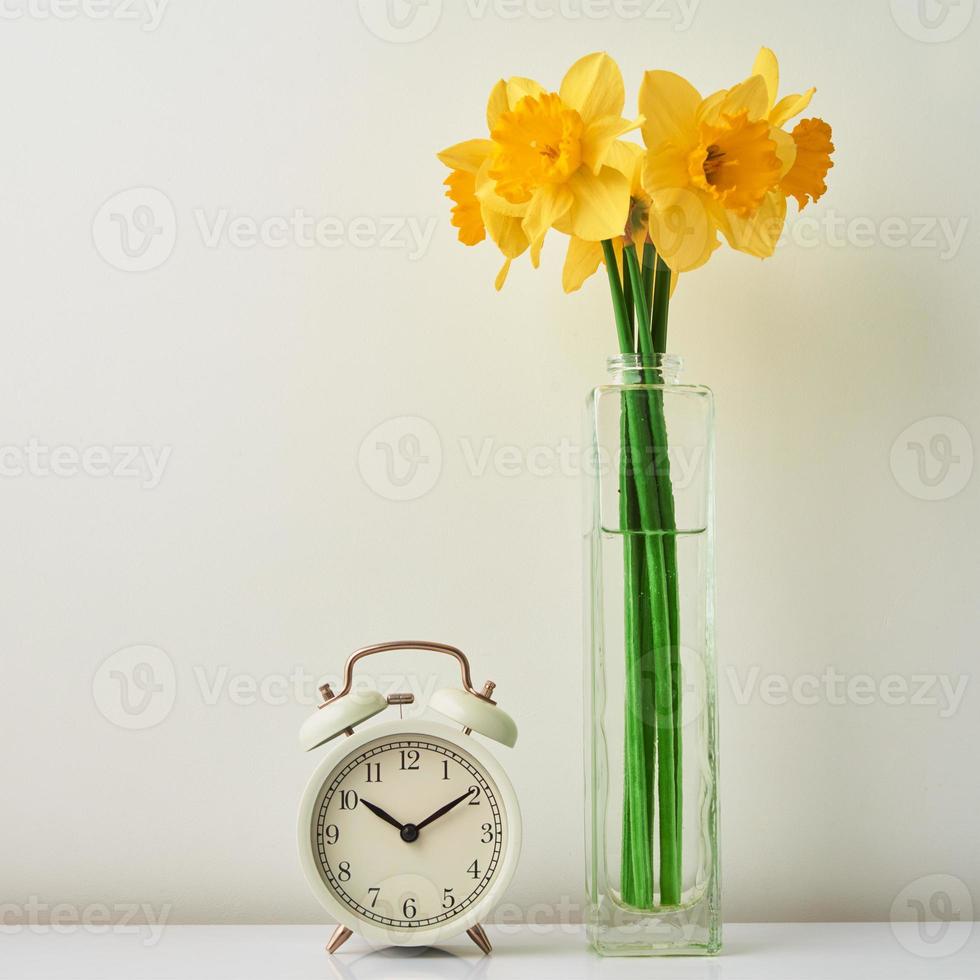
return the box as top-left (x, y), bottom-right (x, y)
top-left (415, 787), bottom-right (477, 832)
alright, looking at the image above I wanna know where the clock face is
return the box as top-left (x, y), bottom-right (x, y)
top-left (308, 733), bottom-right (507, 932)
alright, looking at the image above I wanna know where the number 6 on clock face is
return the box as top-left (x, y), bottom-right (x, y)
top-left (298, 720), bottom-right (522, 947)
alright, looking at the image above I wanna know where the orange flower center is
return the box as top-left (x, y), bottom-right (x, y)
top-left (688, 111), bottom-right (782, 217)
top-left (489, 92), bottom-right (583, 205)
top-left (781, 118), bottom-right (835, 209)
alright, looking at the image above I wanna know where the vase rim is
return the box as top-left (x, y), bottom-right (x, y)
top-left (607, 352), bottom-right (682, 382)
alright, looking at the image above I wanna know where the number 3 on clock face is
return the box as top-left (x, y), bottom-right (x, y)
top-left (298, 720), bottom-right (522, 946)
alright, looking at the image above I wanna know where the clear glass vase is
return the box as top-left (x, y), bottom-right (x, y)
top-left (584, 353), bottom-right (720, 955)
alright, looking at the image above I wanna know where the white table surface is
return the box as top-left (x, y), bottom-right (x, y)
top-left (2, 924), bottom-right (977, 979)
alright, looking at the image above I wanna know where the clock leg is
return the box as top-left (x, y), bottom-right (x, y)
top-left (325, 925), bottom-right (353, 954)
top-left (466, 923), bottom-right (492, 955)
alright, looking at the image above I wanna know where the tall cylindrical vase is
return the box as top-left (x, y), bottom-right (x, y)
top-left (585, 353), bottom-right (720, 955)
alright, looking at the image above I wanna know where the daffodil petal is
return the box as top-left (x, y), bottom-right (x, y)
top-left (696, 89), bottom-right (726, 125)
top-left (751, 47), bottom-right (779, 112)
top-left (505, 76), bottom-right (546, 110)
top-left (770, 125), bottom-right (797, 178)
top-left (639, 70), bottom-right (702, 149)
top-left (494, 258), bottom-right (512, 291)
top-left (487, 79), bottom-right (509, 130)
top-left (605, 139), bottom-right (643, 179)
top-left (484, 207), bottom-right (528, 259)
top-left (437, 139), bottom-right (493, 174)
top-left (770, 87), bottom-right (816, 128)
top-left (648, 187), bottom-right (720, 273)
top-left (581, 115), bottom-right (641, 173)
top-left (717, 74), bottom-right (769, 121)
top-left (559, 51), bottom-right (625, 126)
top-left (523, 184), bottom-right (573, 265)
top-left (566, 166), bottom-right (631, 241)
top-left (717, 187), bottom-right (786, 258)
top-left (562, 236), bottom-right (604, 293)
top-left (642, 144), bottom-right (690, 195)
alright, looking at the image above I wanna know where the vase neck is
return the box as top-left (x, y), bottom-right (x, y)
top-left (607, 353), bottom-right (682, 385)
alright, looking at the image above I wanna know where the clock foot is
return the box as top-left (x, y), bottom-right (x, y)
top-left (467, 923), bottom-right (492, 955)
top-left (325, 925), bottom-right (353, 954)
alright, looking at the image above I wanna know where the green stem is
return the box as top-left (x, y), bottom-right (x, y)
top-left (625, 241), bottom-right (682, 903)
top-left (623, 245), bottom-right (651, 356)
top-left (605, 240), bottom-right (681, 907)
top-left (651, 250), bottom-right (672, 354)
top-left (641, 242), bottom-right (655, 335)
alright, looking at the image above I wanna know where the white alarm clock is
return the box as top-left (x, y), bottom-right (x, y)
top-left (297, 641), bottom-right (521, 956)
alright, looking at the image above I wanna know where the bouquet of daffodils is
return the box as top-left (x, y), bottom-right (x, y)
top-left (438, 50), bottom-right (833, 909)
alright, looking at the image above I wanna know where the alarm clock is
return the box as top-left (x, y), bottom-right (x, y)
top-left (297, 641), bottom-right (521, 956)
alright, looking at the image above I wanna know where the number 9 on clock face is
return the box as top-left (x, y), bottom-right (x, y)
top-left (298, 720), bottom-right (521, 946)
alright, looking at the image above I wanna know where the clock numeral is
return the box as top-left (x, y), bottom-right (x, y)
top-left (339, 790), bottom-right (358, 810)
top-left (399, 749), bottom-right (420, 771)
top-left (402, 897), bottom-right (417, 919)
top-left (364, 762), bottom-right (382, 783)
top-left (442, 760), bottom-right (450, 780)
top-left (368, 887), bottom-right (380, 908)
top-left (324, 824), bottom-right (339, 845)
top-left (480, 822), bottom-right (494, 844)
top-left (338, 861), bottom-right (351, 882)
top-left (468, 785), bottom-right (481, 805)
top-left (467, 859), bottom-right (481, 880)
top-left (442, 887), bottom-right (456, 909)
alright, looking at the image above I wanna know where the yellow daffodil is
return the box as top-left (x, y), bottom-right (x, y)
top-left (480, 53), bottom-right (638, 283)
top-left (639, 49), bottom-right (833, 272)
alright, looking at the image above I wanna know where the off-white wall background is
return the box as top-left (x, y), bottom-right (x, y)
top-left (1, 0), bottom-right (977, 928)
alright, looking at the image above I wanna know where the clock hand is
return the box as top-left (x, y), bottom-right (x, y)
top-left (415, 786), bottom-right (477, 832)
top-left (360, 799), bottom-right (406, 833)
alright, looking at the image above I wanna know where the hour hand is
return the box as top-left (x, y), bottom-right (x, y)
top-left (360, 798), bottom-right (405, 832)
